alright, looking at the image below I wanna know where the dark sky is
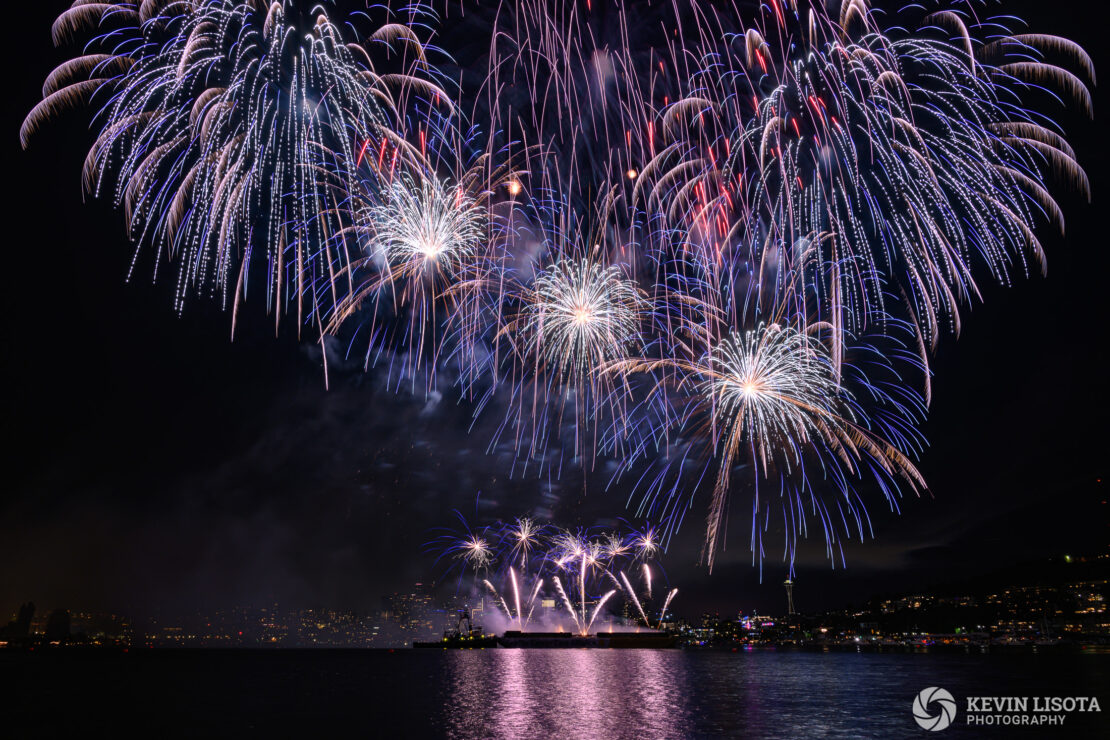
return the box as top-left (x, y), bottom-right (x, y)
top-left (2, 1), bottom-right (1106, 620)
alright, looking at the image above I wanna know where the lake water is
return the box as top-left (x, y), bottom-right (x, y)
top-left (3, 649), bottom-right (1108, 737)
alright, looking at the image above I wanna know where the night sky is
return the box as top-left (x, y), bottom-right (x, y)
top-left (2, 1), bottom-right (1107, 620)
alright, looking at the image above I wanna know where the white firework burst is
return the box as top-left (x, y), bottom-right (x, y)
top-left (368, 176), bottom-right (484, 283)
top-left (523, 259), bottom-right (643, 382)
top-left (704, 324), bottom-right (843, 467)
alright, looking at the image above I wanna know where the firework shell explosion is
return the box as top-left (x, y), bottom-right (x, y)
top-left (23, 1), bottom-right (1093, 572)
top-left (22, 0), bottom-right (451, 337)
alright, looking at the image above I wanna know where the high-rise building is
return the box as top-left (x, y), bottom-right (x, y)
top-left (44, 609), bottom-right (71, 642)
top-left (384, 583), bottom-right (437, 643)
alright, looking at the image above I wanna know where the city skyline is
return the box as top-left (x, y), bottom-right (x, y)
top-left (7, 548), bottom-right (1106, 639)
top-left (5, 550), bottom-right (1106, 651)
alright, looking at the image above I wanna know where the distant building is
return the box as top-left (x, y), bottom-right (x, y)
top-left (44, 609), bottom-right (71, 643)
top-left (3, 602), bottom-right (35, 641)
top-left (384, 583), bottom-right (437, 644)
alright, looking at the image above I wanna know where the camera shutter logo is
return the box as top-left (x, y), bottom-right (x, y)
top-left (913, 687), bottom-right (957, 731)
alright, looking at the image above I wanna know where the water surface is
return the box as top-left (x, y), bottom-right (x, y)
top-left (3, 649), bottom-right (1107, 737)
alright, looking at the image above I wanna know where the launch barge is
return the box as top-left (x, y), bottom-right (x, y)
top-left (498, 630), bottom-right (677, 649)
top-left (413, 634), bottom-right (497, 649)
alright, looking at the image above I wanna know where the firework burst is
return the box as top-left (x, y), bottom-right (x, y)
top-left (520, 259), bottom-right (644, 384)
top-left (368, 176), bottom-right (485, 285)
top-left (454, 534), bottom-right (492, 573)
top-left (611, 320), bottom-right (924, 571)
top-left (23, 0), bottom-right (447, 335)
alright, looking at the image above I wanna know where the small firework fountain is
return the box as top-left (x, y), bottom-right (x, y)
top-left (437, 518), bottom-right (679, 639)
